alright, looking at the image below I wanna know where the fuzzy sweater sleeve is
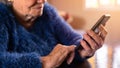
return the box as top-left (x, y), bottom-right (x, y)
top-left (43, 3), bottom-right (83, 46)
top-left (0, 52), bottom-right (42, 68)
top-left (0, 23), bottom-right (42, 68)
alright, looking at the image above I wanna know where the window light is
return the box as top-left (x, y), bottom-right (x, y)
top-left (117, 0), bottom-right (120, 5)
top-left (85, 0), bottom-right (98, 8)
top-left (85, 0), bottom-right (120, 9)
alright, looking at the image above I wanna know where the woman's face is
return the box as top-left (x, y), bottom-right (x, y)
top-left (12, 0), bottom-right (47, 17)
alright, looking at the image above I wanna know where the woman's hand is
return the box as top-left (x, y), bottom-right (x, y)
top-left (78, 25), bottom-right (107, 58)
top-left (41, 44), bottom-right (76, 68)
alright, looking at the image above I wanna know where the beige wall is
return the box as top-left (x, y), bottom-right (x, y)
top-left (49, 0), bottom-right (120, 45)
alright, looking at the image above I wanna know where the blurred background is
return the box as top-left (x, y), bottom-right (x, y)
top-left (48, 0), bottom-right (120, 68)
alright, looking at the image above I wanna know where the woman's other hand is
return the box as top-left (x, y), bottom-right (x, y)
top-left (41, 44), bottom-right (76, 68)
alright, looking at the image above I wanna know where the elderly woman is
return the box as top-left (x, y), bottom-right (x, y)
top-left (0, 0), bottom-right (107, 68)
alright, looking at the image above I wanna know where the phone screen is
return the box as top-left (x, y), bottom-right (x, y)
top-left (91, 14), bottom-right (110, 33)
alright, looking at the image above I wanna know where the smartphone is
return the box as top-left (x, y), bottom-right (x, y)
top-left (91, 14), bottom-right (111, 33)
top-left (76, 14), bottom-right (111, 50)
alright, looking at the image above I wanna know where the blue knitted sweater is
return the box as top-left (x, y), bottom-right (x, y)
top-left (0, 2), bottom-right (83, 68)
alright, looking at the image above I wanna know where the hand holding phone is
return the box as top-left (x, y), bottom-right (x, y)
top-left (76, 14), bottom-right (110, 50)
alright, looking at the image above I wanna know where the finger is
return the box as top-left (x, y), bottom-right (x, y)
top-left (54, 46), bottom-right (68, 67)
top-left (67, 45), bottom-right (76, 52)
top-left (87, 30), bottom-right (103, 48)
top-left (58, 47), bottom-right (68, 60)
top-left (49, 44), bottom-right (62, 56)
top-left (67, 51), bottom-right (75, 65)
top-left (79, 49), bottom-right (94, 57)
top-left (80, 40), bottom-right (92, 53)
top-left (99, 25), bottom-right (108, 40)
top-left (48, 44), bottom-right (75, 68)
top-left (48, 44), bottom-right (66, 67)
top-left (57, 45), bottom-right (76, 65)
top-left (66, 45), bottom-right (76, 64)
top-left (83, 34), bottom-right (98, 50)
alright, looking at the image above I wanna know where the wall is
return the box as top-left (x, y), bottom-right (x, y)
top-left (49, 0), bottom-right (120, 45)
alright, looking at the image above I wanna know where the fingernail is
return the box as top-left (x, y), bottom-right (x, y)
top-left (67, 59), bottom-right (72, 65)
